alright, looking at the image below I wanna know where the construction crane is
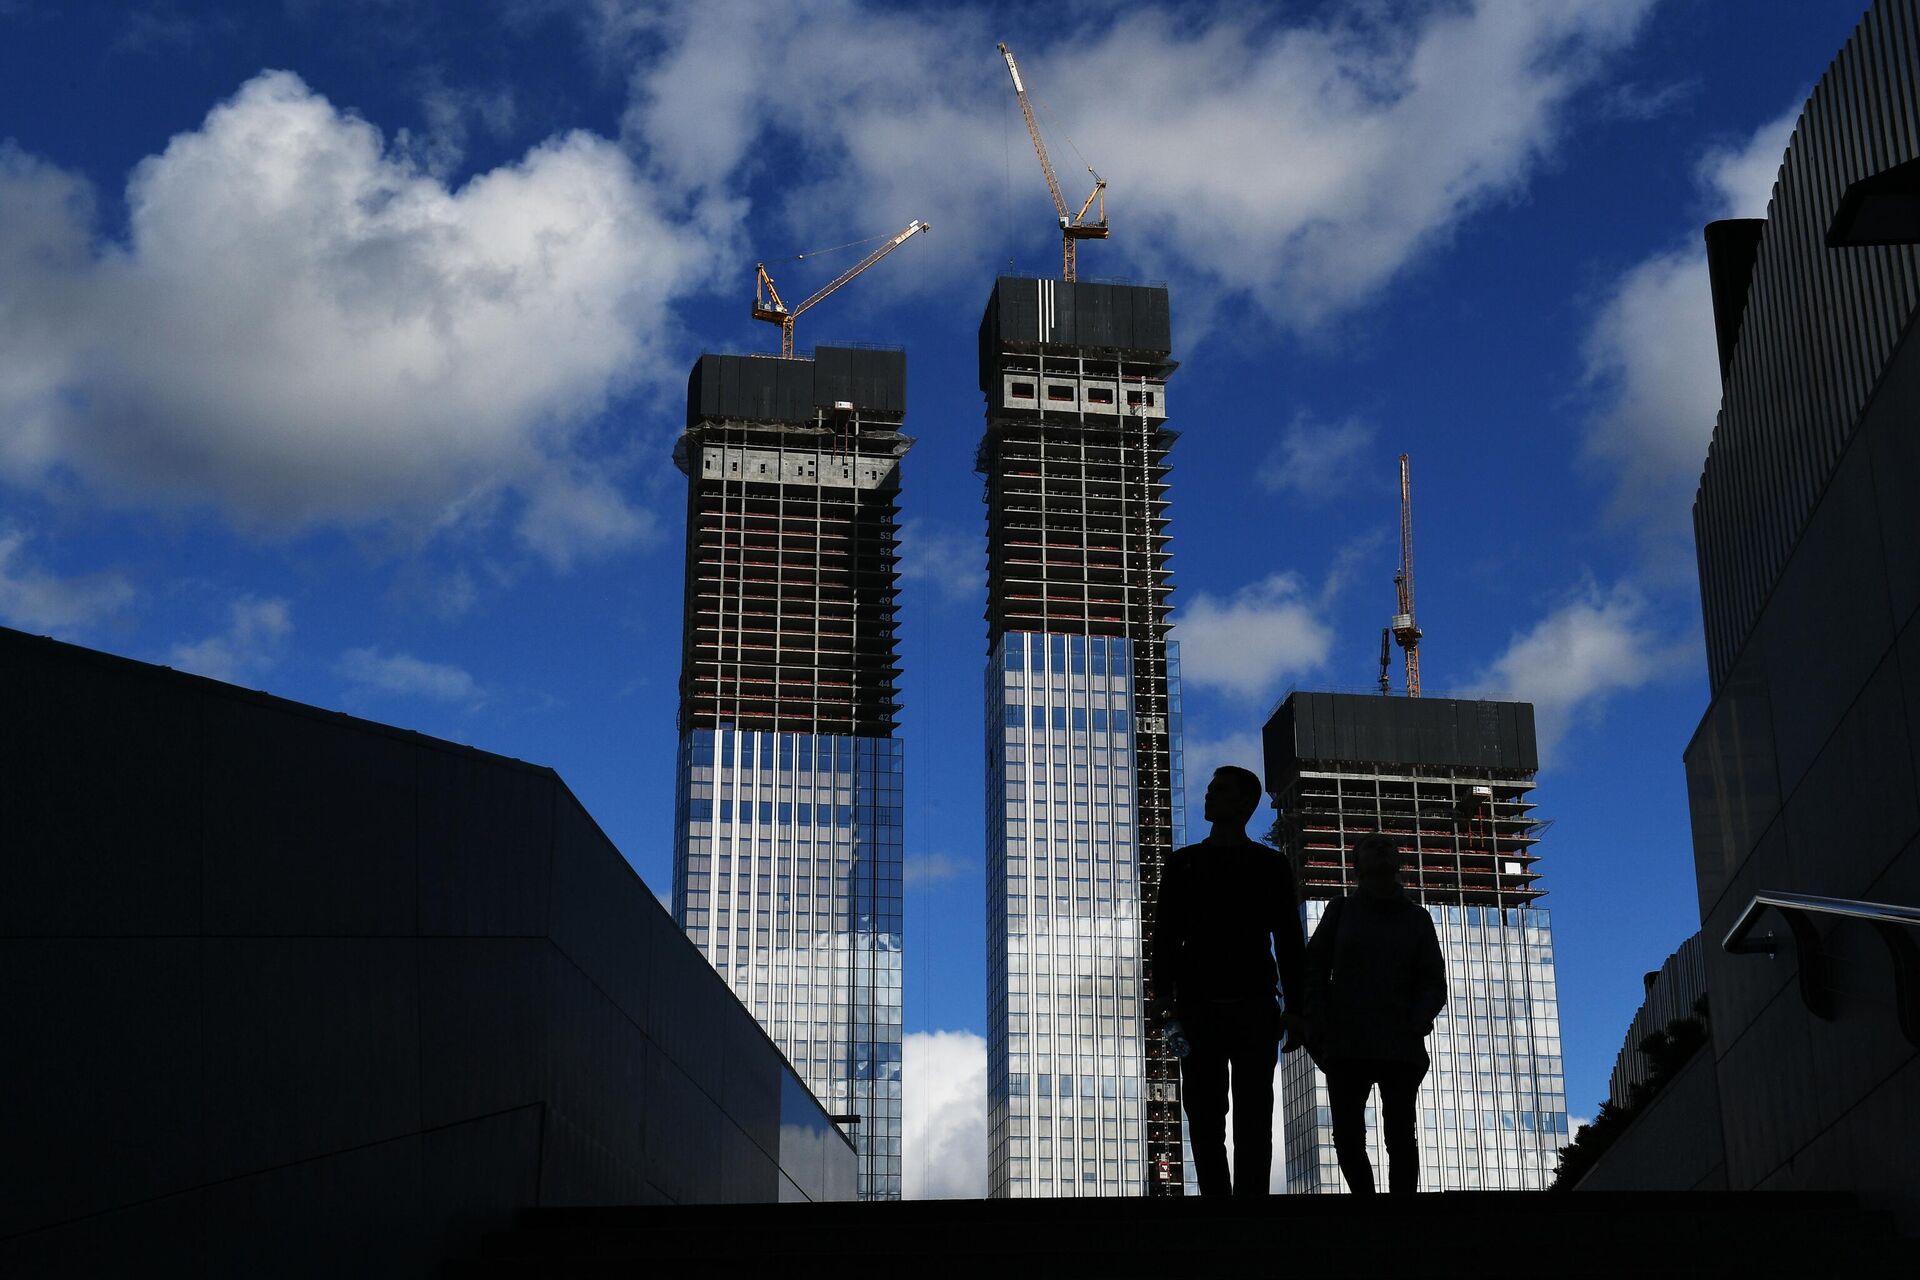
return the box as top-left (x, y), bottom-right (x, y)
top-left (752, 219), bottom-right (930, 358)
top-left (1377, 627), bottom-right (1393, 695)
top-left (997, 41), bottom-right (1107, 281)
top-left (1391, 453), bottom-right (1424, 697)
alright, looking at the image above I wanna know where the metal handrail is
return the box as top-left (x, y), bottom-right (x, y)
top-left (1723, 890), bottom-right (1920, 1045)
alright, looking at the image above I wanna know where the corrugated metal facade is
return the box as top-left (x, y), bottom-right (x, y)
top-left (1606, 932), bottom-right (1709, 1110)
top-left (1694, 0), bottom-right (1920, 691)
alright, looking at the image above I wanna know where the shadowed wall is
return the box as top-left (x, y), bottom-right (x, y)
top-left (0, 627), bottom-right (853, 1278)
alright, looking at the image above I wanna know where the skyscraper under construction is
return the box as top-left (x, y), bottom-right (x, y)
top-left (979, 277), bottom-right (1188, 1196)
top-left (1263, 692), bottom-right (1570, 1192)
top-left (670, 346), bottom-right (909, 1200)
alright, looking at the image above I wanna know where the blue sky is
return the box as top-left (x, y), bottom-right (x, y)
top-left (0, 0), bottom-right (1871, 1196)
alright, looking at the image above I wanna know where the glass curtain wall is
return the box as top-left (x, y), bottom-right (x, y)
top-left (675, 727), bottom-right (904, 1200)
top-left (1280, 901), bottom-right (1568, 1192)
top-left (986, 632), bottom-right (1149, 1197)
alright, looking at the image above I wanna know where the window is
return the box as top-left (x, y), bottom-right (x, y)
top-left (1046, 384), bottom-right (1075, 402)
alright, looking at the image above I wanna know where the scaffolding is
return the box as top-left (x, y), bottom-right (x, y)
top-left (1277, 765), bottom-right (1545, 908)
top-left (1262, 692), bottom-right (1547, 909)
top-left (675, 358), bottom-right (910, 738)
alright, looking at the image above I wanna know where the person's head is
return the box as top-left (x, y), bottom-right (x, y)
top-left (1204, 766), bottom-right (1263, 829)
top-left (1352, 833), bottom-right (1404, 895)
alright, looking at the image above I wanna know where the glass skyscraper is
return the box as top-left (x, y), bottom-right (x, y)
top-left (978, 277), bottom-right (1187, 1196)
top-left (1264, 692), bottom-right (1570, 1193)
top-left (671, 348), bottom-right (908, 1200)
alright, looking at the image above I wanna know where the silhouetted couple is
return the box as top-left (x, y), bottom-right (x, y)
top-left (1156, 768), bottom-right (1445, 1196)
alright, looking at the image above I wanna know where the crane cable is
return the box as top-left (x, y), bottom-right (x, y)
top-left (762, 229), bottom-right (897, 266)
top-left (1004, 92), bottom-right (1016, 271)
top-left (1026, 83), bottom-right (1101, 184)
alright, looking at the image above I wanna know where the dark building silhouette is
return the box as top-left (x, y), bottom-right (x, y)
top-left (1577, 934), bottom-right (1724, 1193)
top-left (670, 346), bottom-right (908, 1200)
top-left (1607, 934), bottom-right (1710, 1113)
top-left (0, 627), bottom-right (853, 1277)
top-left (1611, 0), bottom-right (1920, 1220)
top-left (1263, 692), bottom-right (1569, 1192)
top-left (976, 277), bottom-right (1189, 1196)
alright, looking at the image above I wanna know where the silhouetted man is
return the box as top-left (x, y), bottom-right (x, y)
top-left (1305, 833), bottom-right (1447, 1194)
top-left (1154, 765), bottom-right (1306, 1196)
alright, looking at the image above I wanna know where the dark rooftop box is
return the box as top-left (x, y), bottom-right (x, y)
top-left (686, 346), bottom-right (905, 428)
top-left (1263, 691), bottom-right (1539, 779)
top-left (978, 276), bottom-right (1172, 365)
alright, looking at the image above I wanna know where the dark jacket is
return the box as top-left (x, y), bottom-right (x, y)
top-left (1153, 836), bottom-right (1306, 1020)
top-left (1304, 887), bottom-right (1447, 1065)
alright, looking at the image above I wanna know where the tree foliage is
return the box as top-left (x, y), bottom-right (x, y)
top-left (1550, 995), bottom-right (1711, 1190)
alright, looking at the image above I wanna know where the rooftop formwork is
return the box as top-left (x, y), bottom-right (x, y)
top-left (674, 348), bottom-right (910, 738)
top-left (1262, 691), bottom-right (1547, 907)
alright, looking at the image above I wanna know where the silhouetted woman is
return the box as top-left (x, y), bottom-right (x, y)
top-left (1304, 833), bottom-right (1446, 1194)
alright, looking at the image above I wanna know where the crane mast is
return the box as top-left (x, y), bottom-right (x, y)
top-left (997, 41), bottom-right (1107, 281)
top-left (752, 219), bottom-right (931, 358)
top-left (1391, 453), bottom-right (1423, 697)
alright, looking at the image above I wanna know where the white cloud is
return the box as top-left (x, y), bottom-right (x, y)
top-left (337, 645), bottom-right (484, 706)
top-left (1257, 415), bottom-right (1376, 500)
top-left (610, 0), bottom-right (1656, 329)
top-left (899, 518), bottom-right (984, 605)
top-left (1582, 104), bottom-right (1799, 541)
top-left (1595, 78), bottom-right (1697, 122)
top-left (1695, 110), bottom-right (1800, 217)
top-left (1580, 245), bottom-right (1723, 535)
top-left (903, 1029), bottom-right (986, 1199)
top-left (516, 466), bottom-right (658, 573)
top-left (0, 531), bottom-right (135, 632)
top-left (395, 71), bottom-right (517, 179)
top-left (903, 852), bottom-right (969, 887)
top-left (0, 71), bottom-right (728, 566)
top-left (169, 596), bottom-right (292, 685)
top-left (1180, 728), bottom-right (1271, 838)
top-left (1176, 573), bottom-right (1333, 702)
top-left (1220, 1059), bottom-right (1292, 1194)
top-left (1467, 581), bottom-right (1689, 765)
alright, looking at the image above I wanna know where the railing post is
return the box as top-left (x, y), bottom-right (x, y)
top-left (1778, 906), bottom-right (1834, 1021)
top-left (1871, 920), bottom-right (1920, 1047)
top-left (1725, 891), bottom-right (1920, 1039)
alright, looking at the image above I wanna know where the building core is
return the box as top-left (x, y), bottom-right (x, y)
top-left (978, 277), bottom-right (1188, 1196)
top-left (671, 347), bottom-right (908, 1200)
top-left (1263, 691), bottom-right (1569, 1192)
